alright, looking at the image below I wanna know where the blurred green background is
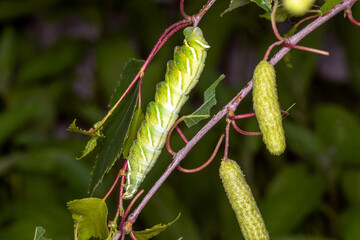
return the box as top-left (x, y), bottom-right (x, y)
top-left (1, 0), bottom-right (360, 239)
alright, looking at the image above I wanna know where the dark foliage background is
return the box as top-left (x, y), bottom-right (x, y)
top-left (0, 0), bottom-right (359, 239)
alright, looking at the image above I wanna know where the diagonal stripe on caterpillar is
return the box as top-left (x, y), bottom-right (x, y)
top-left (123, 27), bottom-right (210, 199)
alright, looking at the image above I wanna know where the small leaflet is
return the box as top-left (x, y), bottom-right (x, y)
top-left (184, 74), bottom-right (224, 128)
top-left (33, 226), bottom-right (51, 240)
top-left (133, 213), bottom-right (181, 240)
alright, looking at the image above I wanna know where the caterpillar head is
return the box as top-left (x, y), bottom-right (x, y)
top-left (183, 27), bottom-right (210, 50)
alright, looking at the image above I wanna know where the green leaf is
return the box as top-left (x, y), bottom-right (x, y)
top-left (184, 75), bottom-right (224, 128)
top-left (122, 107), bottom-right (144, 158)
top-left (261, 164), bottom-right (326, 235)
top-left (89, 59), bottom-right (143, 194)
top-left (67, 198), bottom-right (109, 240)
top-left (0, 27), bottom-right (16, 93)
top-left (77, 135), bottom-right (99, 160)
top-left (221, 0), bottom-right (251, 16)
top-left (33, 226), bottom-right (51, 240)
top-left (251, 0), bottom-right (272, 13)
top-left (320, 0), bottom-right (342, 14)
top-left (133, 213), bottom-right (181, 240)
top-left (260, 7), bottom-right (290, 22)
top-left (108, 59), bottom-right (143, 108)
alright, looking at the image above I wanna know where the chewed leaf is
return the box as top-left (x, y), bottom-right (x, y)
top-left (122, 107), bottom-right (144, 159)
top-left (67, 119), bottom-right (96, 137)
top-left (320, 0), bottom-right (341, 14)
top-left (67, 198), bottom-right (109, 240)
top-left (133, 213), bottom-right (181, 240)
top-left (221, 0), bottom-right (251, 16)
top-left (33, 226), bottom-right (51, 240)
top-left (184, 75), bottom-right (224, 128)
top-left (89, 58), bottom-right (143, 194)
top-left (77, 135), bottom-right (99, 160)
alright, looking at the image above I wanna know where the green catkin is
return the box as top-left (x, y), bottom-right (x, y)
top-left (283, 0), bottom-right (315, 16)
top-left (252, 60), bottom-right (285, 155)
top-left (219, 159), bottom-right (269, 240)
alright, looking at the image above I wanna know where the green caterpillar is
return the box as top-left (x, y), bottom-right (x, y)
top-left (252, 60), bottom-right (285, 155)
top-left (219, 159), bottom-right (269, 240)
top-left (123, 27), bottom-right (210, 199)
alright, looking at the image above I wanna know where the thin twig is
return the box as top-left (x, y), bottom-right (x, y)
top-left (123, 190), bottom-right (144, 224)
top-left (282, 42), bottom-right (329, 55)
top-left (271, 0), bottom-right (283, 41)
top-left (115, 161), bottom-right (128, 224)
top-left (130, 231), bottom-right (138, 240)
top-left (176, 126), bottom-right (189, 144)
top-left (166, 116), bottom-right (186, 157)
top-left (231, 120), bottom-right (261, 136)
top-left (263, 40), bottom-right (282, 61)
top-left (224, 121), bottom-right (230, 160)
top-left (103, 167), bottom-right (123, 201)
top-left (177, 134), bottom-right (224, 173)
top-left (180, 0), bottom-right (190, 20)
top-left (346, 8), bottom-right (360, 27)
top-left (228, 112), bottom-right (256, 120)
top-left (294, 14), bottom-right (319, 30)
top-left (125, 0), bottom-right (358, 227)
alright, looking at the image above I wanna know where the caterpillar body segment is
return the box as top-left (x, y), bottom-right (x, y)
top-left (123, 27), bottom-right (210, 199)
top-left (252, 60), bottom-right (285, 155)
top-left (219, 159), bottom-right (269, 240)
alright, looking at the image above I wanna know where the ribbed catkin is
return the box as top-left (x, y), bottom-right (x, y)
top-left (219, 159), bottom-right (269, 240)
top-left (252, 60), bottom-right (285, 155)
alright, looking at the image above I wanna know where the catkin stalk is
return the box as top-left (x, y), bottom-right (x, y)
top-left (253, 60), bottom-right (285, 155)
top-left (219, 159), bottom-right (269, 240)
